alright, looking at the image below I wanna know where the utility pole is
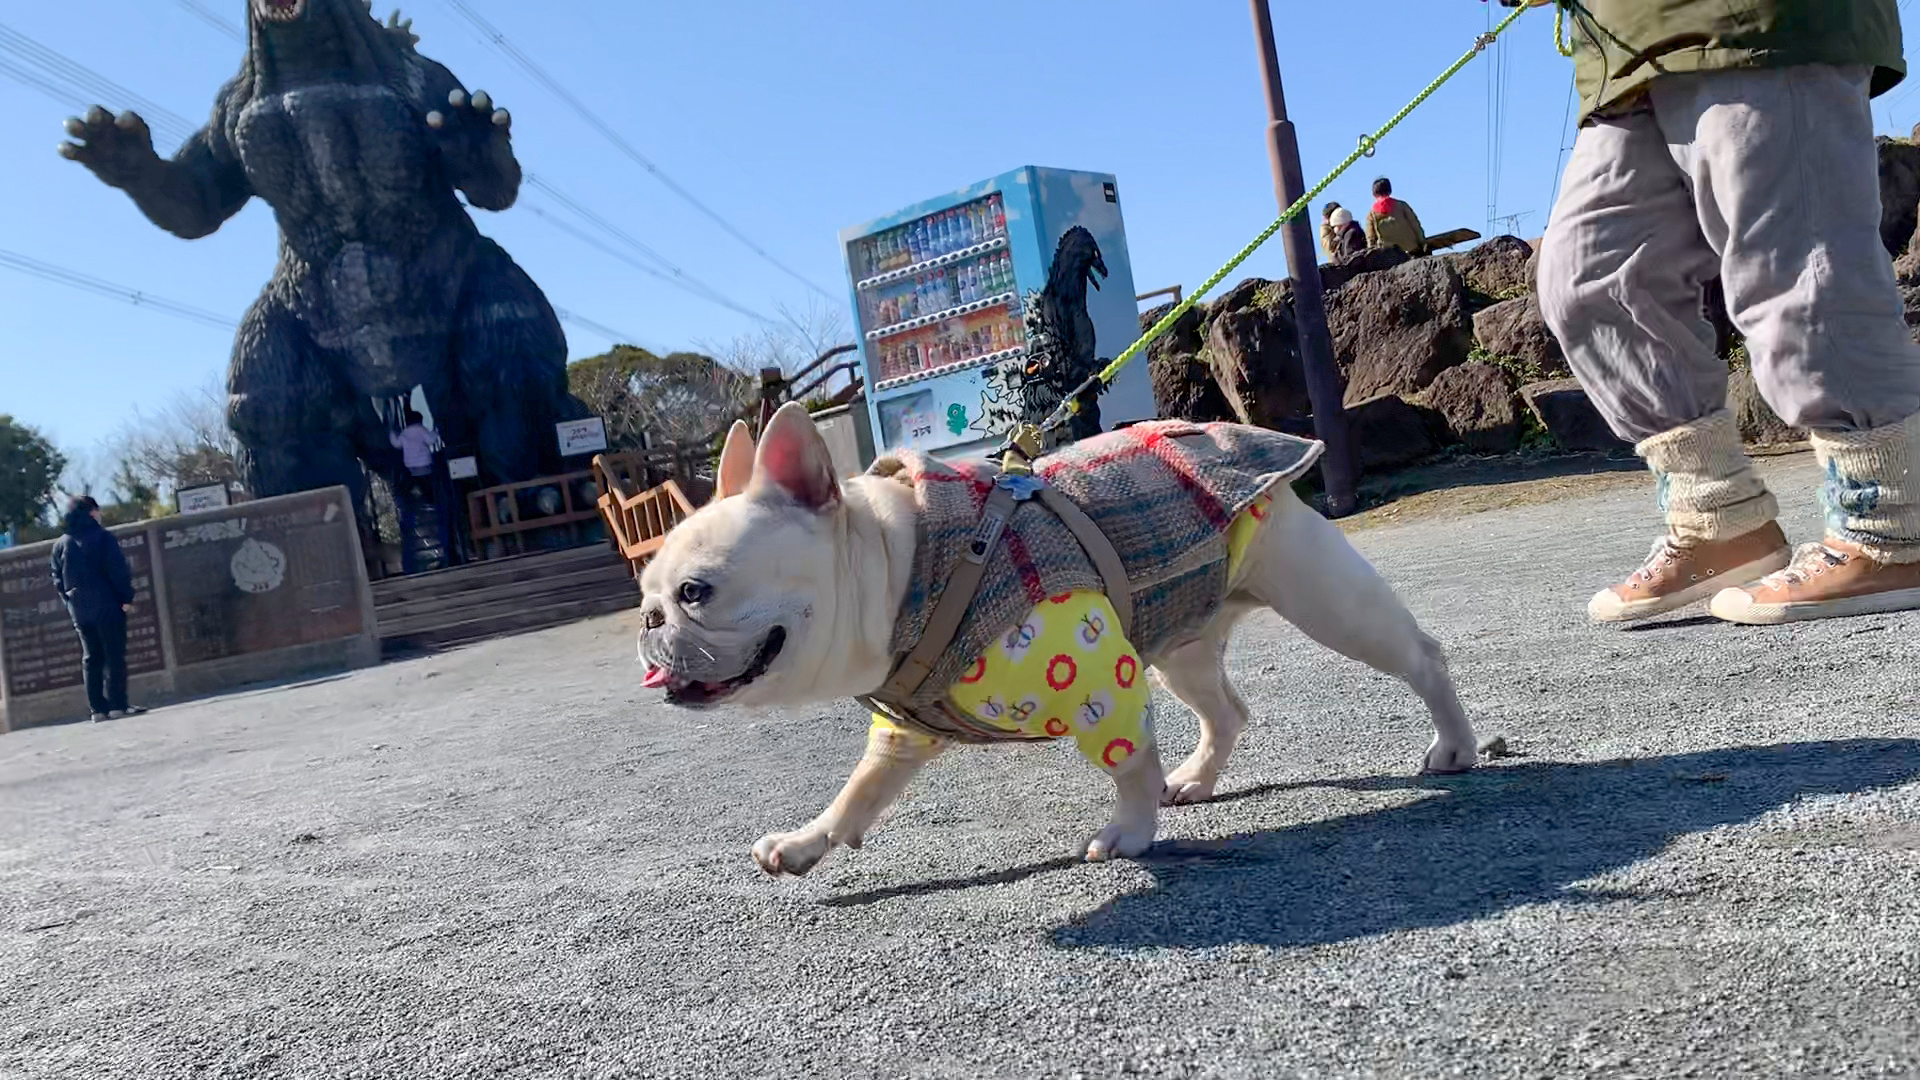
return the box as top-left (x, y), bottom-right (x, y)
top-left (1249, 0), bottom-right (1356, 517)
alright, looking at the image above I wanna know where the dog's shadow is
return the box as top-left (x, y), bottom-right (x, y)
top-left (826, 739), bottom-right (1920, 950)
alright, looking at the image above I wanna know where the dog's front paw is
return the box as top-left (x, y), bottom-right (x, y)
top-left (1084, 819), bottom-right (1156, 862)
top-left (751, 828), bottom-right (832, 877)
top-left (1420, 735), bottom-right (1477, 775)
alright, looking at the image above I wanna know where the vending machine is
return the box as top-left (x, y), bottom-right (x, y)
top-left (839, 166), bottom-right (1152, 462)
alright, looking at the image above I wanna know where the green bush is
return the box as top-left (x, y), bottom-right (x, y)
top-left (1468, 346), bottom-right (1552, 387)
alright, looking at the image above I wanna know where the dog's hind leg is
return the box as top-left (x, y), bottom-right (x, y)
top-left (1152, 622), bottom-right (1253, 805)
top-left (1236, 485), bottom-right (1479, 774)
top-left (751, 720), bottom-right (945, 877)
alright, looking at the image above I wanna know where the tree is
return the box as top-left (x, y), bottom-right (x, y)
top-left (701, 298), bottom-right (855, 387)
top-left (0, 415), bottom-right (67, 534)
top-left (1, 411), bottom-right (65, 534)
top-left (108, 376), bottom-right (243, 505)
top-left (565, 298), bottom-right (858, 452)
top-left (567, 346), bottom-right (756, 449)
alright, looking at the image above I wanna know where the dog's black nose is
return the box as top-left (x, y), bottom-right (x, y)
top-left (642, 606), bottom-right (665, 630)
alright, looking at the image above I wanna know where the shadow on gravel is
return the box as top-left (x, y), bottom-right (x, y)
top-left (1043, 739), bottom-right (1920, 950)
top-left (819, 778), bottom-right (1339, 909)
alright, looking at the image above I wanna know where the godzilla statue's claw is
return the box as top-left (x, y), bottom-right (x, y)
top-left (430, 89), bottom-right (508, 135)
top-left (58, 104), bottom-right (157, 184)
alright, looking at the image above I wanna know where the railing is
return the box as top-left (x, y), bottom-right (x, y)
top-left (465, 469), bottom-right (602, 560)
top-left (1137, 285), bottom-right (1184, 307)
top-left (784, 343), bottom-right (863, 408)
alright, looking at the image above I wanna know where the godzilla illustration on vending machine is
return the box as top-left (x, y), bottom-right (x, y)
top-left (976, 225), bottom-right (1110, 446)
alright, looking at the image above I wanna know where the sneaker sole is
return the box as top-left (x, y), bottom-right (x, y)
top-left (1709, 583), bottom-right (1920, 625)
top-left (1588, 547), bottom-right (1793, 624)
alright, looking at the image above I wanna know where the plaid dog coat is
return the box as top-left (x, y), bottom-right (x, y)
top-left (863, 420), bottom-right (1324, 743)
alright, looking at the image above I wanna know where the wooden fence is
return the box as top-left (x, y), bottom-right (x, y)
top-left (465, 469), bottom-right (602, 560)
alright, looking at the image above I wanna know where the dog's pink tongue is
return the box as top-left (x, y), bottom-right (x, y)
top-left (642, 666), bottom-right (671, 689)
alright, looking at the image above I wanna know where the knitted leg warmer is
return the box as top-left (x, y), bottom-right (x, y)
top-left (1810, 411), bottom-right (1920, 564)
top-left (1636, 409), bottom-right (1779, 544)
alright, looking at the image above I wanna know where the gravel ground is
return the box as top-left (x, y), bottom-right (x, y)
top-left (3, 452), bottom-right (1917, 1080)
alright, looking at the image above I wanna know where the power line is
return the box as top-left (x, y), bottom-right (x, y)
top-left (160, 4), bottom-right (769, 337)
top-left (0, 54), bottom-right (88, 112)
top-left (524, 201), bottom-right (786, 334)
top-left (523, 174), bottom-right (778, 326)
top-left (1546, 73), bottom-right (1577, 220)
top-left (0, 22), bottom-right (199, 150)
top-left (3, 247), bottom-right (643, 360)
top-left (0, 248), bottom-right (238, 331)
top-left (1484, 3), bottom-right (1512, 235)
top-left (440, 0), bottom-right (836, 302)
top-left (521, 202), bottom-right (692, 293)
top-left (552, 307), bottom-right (645, 349)
top-left (9, 29), bottom-right (662, 356)
top-left (174, 0), bottom-right (245, 41)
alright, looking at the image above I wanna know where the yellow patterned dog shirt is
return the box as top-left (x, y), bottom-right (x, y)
top-left (870, 493), bottom-right (1274, 772)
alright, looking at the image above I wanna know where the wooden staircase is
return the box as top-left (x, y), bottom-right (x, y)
top-left (373, 544), bottom-right (639, 655)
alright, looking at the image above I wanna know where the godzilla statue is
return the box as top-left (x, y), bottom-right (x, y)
top-left (59, 0), bottom-right (578, 510)
top-left (999, 225), bottom-right (1109, 445)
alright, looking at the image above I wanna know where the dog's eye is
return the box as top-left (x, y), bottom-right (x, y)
top-left (678, 580), bottom-right (713, 605)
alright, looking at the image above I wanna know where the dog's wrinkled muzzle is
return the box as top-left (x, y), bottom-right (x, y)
top-left (638, 625), bottom-right (787, 708)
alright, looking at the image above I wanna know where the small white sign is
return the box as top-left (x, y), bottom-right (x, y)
top-left (556, 417), bottom-right (609, 457)
top-left (177, 483), bottom-right (232, 514)
top-left (446, 456), bottom-right (480, 480)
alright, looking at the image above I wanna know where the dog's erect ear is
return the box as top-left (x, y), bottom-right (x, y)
top-left (716, 420), bottom-right (755, 499)
top-left (750, 402), bottom-right (839, 512)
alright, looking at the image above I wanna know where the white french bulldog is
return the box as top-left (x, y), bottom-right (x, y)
top-left (637, 402), bottom-right (1479, 876)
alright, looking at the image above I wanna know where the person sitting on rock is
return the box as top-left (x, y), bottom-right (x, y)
top-left (1328, 206), bottom-right (1367, 261)
top-left (1319, 202), bottom-right (1345, 260)
top-left (1364, 178), bottom-right (1427, 256)
top-left (1524, 0), bottom-right (1920, 625)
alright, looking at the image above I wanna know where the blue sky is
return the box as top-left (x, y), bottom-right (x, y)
top-left (5, 1), bottom-right (1918, 462)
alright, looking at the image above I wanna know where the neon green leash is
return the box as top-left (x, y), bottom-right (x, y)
top-left (1025, 0), bottom-right (1544, 444)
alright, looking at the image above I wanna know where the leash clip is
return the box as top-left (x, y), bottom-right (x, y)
top-left (995, 474), bottom-right (1045, 503)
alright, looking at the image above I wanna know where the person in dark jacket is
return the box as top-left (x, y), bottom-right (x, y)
top-left (49, 495), bottom-right (145, 722)
top-left (1319, 202), bottom-right (1345, 260)
top-left (1327, 206), bottom-right (1368, 260)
